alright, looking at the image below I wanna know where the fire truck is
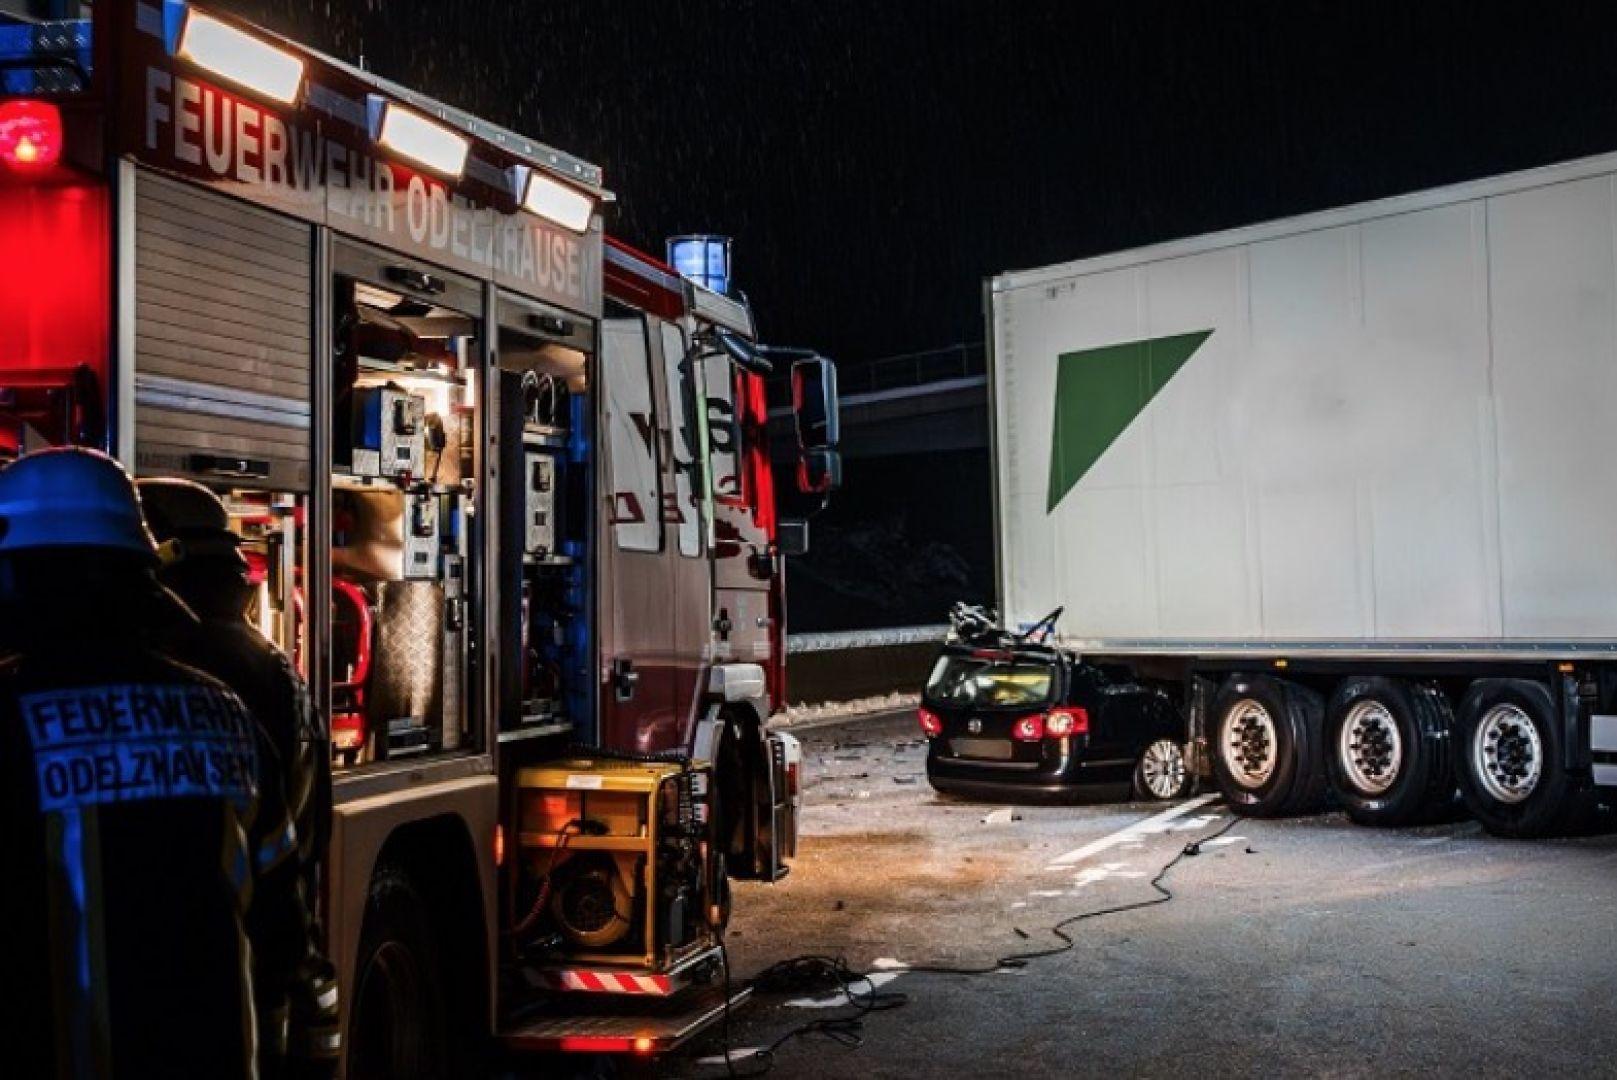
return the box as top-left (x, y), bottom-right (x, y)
top-left (0, 0), bottom-right (840, 1071)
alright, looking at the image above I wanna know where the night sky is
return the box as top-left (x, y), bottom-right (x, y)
top-left (221, 1), bottom-right (1617, 371)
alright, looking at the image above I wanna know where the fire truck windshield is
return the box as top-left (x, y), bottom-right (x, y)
top-left (0, 2), bottom-right (93, 96)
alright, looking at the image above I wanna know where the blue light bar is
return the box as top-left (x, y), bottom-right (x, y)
top-left (667, 235), bottom-right (733, 296)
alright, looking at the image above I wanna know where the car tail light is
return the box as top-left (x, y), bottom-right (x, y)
top-left (0, 100), bottom-right (63, 170)
top-left (1045, 707), bottom-right (1089, 738)
top-left (918, 706), bottom-right (944, 737)
top-left (1011, 713), bottom-right (1045, 742)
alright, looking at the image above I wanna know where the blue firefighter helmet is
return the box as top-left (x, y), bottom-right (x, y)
top-left (0, 447), bottom-right (157, 560)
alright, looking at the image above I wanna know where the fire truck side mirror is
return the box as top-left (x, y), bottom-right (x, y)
top-left (795, 448), bottom-right (841, 496)
top-left (791, 357), bottom-right (839, 451)
top-left (777, 519), bottom-right (810, 557)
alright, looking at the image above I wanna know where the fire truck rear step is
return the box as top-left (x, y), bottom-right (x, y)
top-left (499, 983), bottom-right (751, 1055)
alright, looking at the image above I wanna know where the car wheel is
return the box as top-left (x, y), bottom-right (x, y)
top-left (1133, 738), bottom-right (1191, 800)
top-left (1211, 675), bottom-right (1328, 817)
top-left (1325, 677), bottom-right (1453, 827)
top-left (349, 865), bottom-right (450, 1080)
top-left (1455, 679), bottom-right (1575, 838)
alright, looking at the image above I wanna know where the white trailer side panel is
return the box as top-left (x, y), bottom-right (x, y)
top-left (992, 156), bottom-right (1617, 646)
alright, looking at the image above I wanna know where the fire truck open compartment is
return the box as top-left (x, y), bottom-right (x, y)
top-left (329, 241), bottom-right (484, 768)
top-left (494, 296), bottom-right (596, 744)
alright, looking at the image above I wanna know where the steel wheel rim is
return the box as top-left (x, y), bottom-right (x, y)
top-left (1222, 699), bottom-right (1278, 787)
top-left (1473, 703), bottom-right (1542, 805)
top-left (1338, 700), bottom-right (1403, 796)
top-left (1141, 738), bottom-right (1186, 798)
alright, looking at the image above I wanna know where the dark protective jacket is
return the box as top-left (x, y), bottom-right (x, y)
top-left (0, 569), bottom-right (285, 1079)
top-left (166, 570), bottom-right (341, 1075)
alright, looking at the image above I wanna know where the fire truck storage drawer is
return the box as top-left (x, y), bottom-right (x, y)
top-left (132, 170), bottom-right (312, 491)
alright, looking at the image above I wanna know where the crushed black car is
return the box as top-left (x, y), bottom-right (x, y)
top-left (919, 606), bottom-right (1192, 802)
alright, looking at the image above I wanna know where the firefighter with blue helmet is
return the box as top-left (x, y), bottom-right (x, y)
top-left (0, 447), bottom-right (286, 1078)
top-left (139, 476), bottom-right (341, 1077)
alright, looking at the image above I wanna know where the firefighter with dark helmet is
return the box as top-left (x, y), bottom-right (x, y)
top-left (0, 447), bottom-right (279, 1077)
top-left (138, 477), bottom-right (341, 1078)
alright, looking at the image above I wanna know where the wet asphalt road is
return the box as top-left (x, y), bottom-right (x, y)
top-left (651, 710), bottom-right (1617, 1079)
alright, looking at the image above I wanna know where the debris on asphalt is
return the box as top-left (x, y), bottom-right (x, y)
top-left (981, 807), bottom-right (1023, 825)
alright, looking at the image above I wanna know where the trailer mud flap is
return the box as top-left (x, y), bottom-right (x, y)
top-left (1590, 713), bottom-right (1617, 788)
top-left (1559, 673), bottom-right (1590, 775)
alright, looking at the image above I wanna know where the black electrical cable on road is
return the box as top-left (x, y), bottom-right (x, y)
top-left (713, 935), bottom-right (909, 1080)
top-left (708, 811), bottom-right (1244, 1076)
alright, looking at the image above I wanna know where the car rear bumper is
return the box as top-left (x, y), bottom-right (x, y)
top-left (925, 738), bottom-right (1134, 799)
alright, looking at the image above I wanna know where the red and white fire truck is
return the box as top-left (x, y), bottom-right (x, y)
top-left (0, 0), bottom-right (840, 1070)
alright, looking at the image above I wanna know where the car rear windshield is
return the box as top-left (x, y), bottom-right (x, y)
top-left (924, 654), bottom-right (1055, 709)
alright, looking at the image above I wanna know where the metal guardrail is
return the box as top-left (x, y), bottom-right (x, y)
top-left (837, 342), bottom-right (985, 396)
top-left (767, 342), bottom-right (985, 407)
top-left (787, 624), bottom-right (950, 654)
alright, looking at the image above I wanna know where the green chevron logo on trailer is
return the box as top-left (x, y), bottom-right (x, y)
top-left (1047, 329), bottom-right (1213, 512)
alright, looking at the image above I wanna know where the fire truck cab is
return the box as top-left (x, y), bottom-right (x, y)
top-left (1, 0), bottom-right (838, 1070)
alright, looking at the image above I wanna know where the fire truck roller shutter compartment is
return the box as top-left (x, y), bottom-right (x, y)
top-left (132, 170), bottom-right (312, 491)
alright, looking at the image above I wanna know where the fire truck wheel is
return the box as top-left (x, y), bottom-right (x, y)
top-left (349, 865), bottom-right (451, 1080)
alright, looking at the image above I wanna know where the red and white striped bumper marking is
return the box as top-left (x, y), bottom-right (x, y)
top-left (542, 970), bottom-right (675, 995)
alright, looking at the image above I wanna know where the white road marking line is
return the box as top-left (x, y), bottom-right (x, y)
top-left (1167, 814), bottom-right (1220, 832)
top-left (1070, 863), bottom-right (1148, 889)
top-left (784, 970), bottom-right (905, 1008)
top-left (1200, 835), bottom-right (1246, 849)
top-left (1045, 794), bottom-right (1220, 869)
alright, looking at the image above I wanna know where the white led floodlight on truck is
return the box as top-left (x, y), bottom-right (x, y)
top-left (510, 165), bottom-right (597, 232)
top-left (169, 6), bottom-right (305, 105)
top-left (368, 96), bottom-right (469, 179)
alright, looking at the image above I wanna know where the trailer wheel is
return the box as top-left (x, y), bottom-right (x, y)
top-left (349, 865), bottom-right (450, 1080)
top-left (1211, 675), bottom-right (1328, 817)
top-left (1455, 680), bottom-right (1574, 838)
top-left (1325, 677), bottom-right (1453, 827)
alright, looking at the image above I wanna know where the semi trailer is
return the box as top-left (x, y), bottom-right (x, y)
top-left (987, 151), bottom-right (1617, 837)
top-left (1, 0), bottom-right (839, 1071)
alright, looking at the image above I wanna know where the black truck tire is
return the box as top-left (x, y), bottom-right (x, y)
top-left (349, 864), bottom-right (452, 1080)
top-left (1325, 677), bottom-right (1454, 827)
top-left (1211, 674), bottom-right (1328, 817)
top-left (1455, 679), bottom-right (1576, 839)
